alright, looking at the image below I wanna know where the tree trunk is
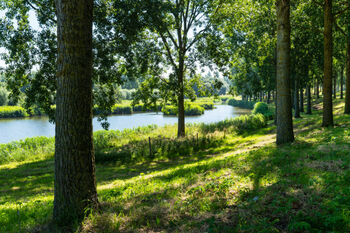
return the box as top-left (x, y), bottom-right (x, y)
top-left (322, 0), bottom-right (334, 127)
top-left (345, 38), bottom-right (350, 114)
top-left (294, 76), bottom-right (301, 118)
top-left (276, 0), bottom-right (294, 145)
top-left (333, 71), bottom-right (337, 99)
top-left (177, 57), bottom-right (185, 137)
top-left (300, 88), bottom-right (304, 113)
top-left (307, 85), bottom-right (312, 114)
top-left (267, 91), bottom-right (271, 104)
top-left (54, 0), bottom-right (98, 226)
top-left (316, 79), bottom-right (320, 99)
top-left (340, 66), bottom-right (344, 99)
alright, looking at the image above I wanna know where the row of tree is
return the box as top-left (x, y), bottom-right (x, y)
top-left (0, 0), bottom-right (349, 229)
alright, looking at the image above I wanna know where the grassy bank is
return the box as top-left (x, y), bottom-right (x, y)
top-left (1, 100), bottom-right (349, 232)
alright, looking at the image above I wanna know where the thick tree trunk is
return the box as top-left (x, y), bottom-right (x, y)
top-left (294, 77), bottom-right (301, 118)
top-left (322, 0), bottom-right (334, 127)
top-left (307, 85), bottom-right (312, 114)
top-left (345, 38), bottom-right (350, 113)
top-left (340, 67), bottom-right (344, 99)
top-left (300, 88), bottom-right (304, 113)
top-left (54, 0), bottom-right (97, 226)
top-left (276, 0), bottom-right (294, 145)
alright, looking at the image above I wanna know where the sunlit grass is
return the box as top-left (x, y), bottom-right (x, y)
top-left (1, 100), bottom-right (350, 232)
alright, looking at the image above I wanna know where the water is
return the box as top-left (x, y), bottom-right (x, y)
top-left (0, 105), bottom-right (250, 144)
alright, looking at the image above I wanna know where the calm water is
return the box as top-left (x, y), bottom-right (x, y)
top-left (0, 105), bottom-right (250, 144)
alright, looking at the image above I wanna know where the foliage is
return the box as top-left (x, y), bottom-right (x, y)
top-left (0, 106), bottom-right (28, 118)
top-left (0, 87), bottom-right (9, 106)
top-left (228, 98), bottom-right (256, 109)
top-left (162, 103), bottom-right (205, 116)
top-left (252, 102), bottom-right (274, 120)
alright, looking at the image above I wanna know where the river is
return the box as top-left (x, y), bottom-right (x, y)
top-left (0, 105), bottom-right (250, 144)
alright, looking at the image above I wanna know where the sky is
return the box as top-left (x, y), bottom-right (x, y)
top-left (0, 10), bottom-right (40, 68)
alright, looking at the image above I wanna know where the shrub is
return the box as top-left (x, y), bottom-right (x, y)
top-left (0, 106), bottom-right (28, 118)
top-left (252, 102), bottom-right (274, 120)
top-left (252, 102), bottom-right (269, 115)
top-left (111, 104), bottom-right (133, 114)
top-left (227, 98), bottom-right (256, 109)
top-left (163, 103), bottom-right (205, 116)
top-left (162, 105), bottom-right (178, 116)
top-left (198, 102), bottom-right (214, 110)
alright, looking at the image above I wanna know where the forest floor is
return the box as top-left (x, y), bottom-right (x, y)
top-left (1, 99), bottom-right (350, 232)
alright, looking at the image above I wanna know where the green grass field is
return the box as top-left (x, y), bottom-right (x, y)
top-left (1, 99), bottom-right (349, 232)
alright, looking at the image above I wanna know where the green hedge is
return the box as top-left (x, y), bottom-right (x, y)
top-left (198, 102), bottom-right (214, 110)
top-left (227, 98), bottom-right (256, 109)
top-left (0, 106), bottom-right (28, 118)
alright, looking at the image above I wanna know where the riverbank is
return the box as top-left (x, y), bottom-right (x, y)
top-left (0, 98), bottom-right (222, 119)
top-left (1, 99), bottom-right (349, 232)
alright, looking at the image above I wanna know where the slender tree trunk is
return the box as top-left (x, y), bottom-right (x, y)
top-left (333, 71), bottom-right (337, 99)
top-left (276, 0), bottom-right (294, 145)
top-left (340, 66), bottom-right (344, 99)
top-left (316, 79), bottom-right (320, 99)
top-left (300, 88), bottom-right (304, 113)
top-left (345, 38), bottom-right (350, 113)
top-left (307, 85), bottom-right (312, 114)
top-left (294, 76), bottom-right (301, 118)
top-left (177, 57), bottom-right (185, 137)
top-left (322, 0), bottom-right (334, 127)
top-left (54, 0), bottom-right (97, 226)
top-left (267, 91), bottom-right (271, 104)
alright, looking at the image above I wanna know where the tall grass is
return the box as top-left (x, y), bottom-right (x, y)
top-left (227, 98), bottom-right (256, 109)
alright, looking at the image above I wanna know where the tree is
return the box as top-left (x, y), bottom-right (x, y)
top-left (53, 0), bottom-right (98, 225)
top-left (322, 0), bottom-right (333, 127)
top-left (276, 0), bottom-right (294, 145)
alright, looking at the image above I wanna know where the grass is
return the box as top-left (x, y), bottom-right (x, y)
top-left (1, 99), bottom-right (350, 232)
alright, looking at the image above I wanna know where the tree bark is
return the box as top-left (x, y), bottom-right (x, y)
top-left (294, 76), bottom-right (301, 118)
top-left (177, 57), bottom-right (185, 137)
top-left (54, 0), bottom-right (98, 226)
top-left (276, 0), bottom-right (294, 145)
top-left (340, 66), bottom-right (344, 99)
top-left (322, 0), bottom-right (334, 127)
top-left (333, 71), bottom-right (337, 99)
top-left (307, 85), bottom-right (312, 114)
top-left (345, 38), bottom-right (350, 113)
top-left (300, 88), bottom-right (304, 113)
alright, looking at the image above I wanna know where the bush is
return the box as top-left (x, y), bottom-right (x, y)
top-left (227, 98), bottom-right (256, 109)
top-left (162, 103), bottom-right (205, 116)
top-left (111, 104), bottom-right (133, 114)
top-left (0, 106), bottom-right (28, 118)
top-left (252, 102), bottom-right (269, 115)
top-left (162, 105), bottom-right (178, 116)
top-left (252, 102), bottom-right (274, 120)
top-left (198, 102), bottom-right (214, 110)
